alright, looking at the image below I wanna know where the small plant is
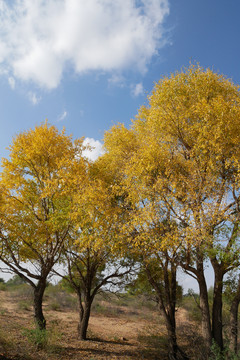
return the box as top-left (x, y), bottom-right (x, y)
top-left (23, 328), bottom-right (48, 349)
top-left (23, 323), bottom-right (62, 352)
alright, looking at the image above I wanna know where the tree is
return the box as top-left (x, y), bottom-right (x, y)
top-left (101, 64), bottom-right (240, 356)
top-left (56, 165), bottom-right (132, 340)
top-left (100, 124), bottom-right (189, 359)
top-left (0, 122), bottom-right (86, 329)
top-left (133, 64), bottom-right (240, 353)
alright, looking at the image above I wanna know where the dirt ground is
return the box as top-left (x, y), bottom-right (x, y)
top-left (0, 290), bottom-right (172, 360)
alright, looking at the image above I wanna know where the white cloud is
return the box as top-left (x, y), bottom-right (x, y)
top-left (0, 0), bottom-right (170, 89)
top-left (28, 92), bottom-right (41, 105)
top-left (108, 74), bottom-right (125, 88)
top-left (131, 82), bottom-right (144, 97)
top-left (8, 76), bottom-right (15, 89)
top-left (57, 110), bottom-right (67, 122)
top-left (83, 138), bottom-right (104, 162)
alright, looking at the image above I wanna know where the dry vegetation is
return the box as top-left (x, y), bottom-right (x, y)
top-left (0, 282), bottom-right (206, 360)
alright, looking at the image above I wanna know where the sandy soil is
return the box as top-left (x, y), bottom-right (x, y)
top-left (0, 290), bottom-right (169, 360)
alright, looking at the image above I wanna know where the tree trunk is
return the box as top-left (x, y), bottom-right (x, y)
top-left (78, 296), bottom-right (92, 340)
top-left (34, 279), bottom-right (47, 330)
top-left (165, 312), bottom-right (178, 360)
top-left (146, 260), bottom-right (188, 359)
top-left (198, 274), bottom-right (212, 350)
top-left (194, 260), bottom-right (212, 354)
top-left (161, 304), bottom-right (188, 360)
top-left (229, 276), bottom-right (240, 354)
top-left (165, 262), bottom-right (180, 359)
top-left (211, 266), bottom-right (224, 350)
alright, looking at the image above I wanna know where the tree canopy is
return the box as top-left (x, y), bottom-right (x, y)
top-left (1, 65), bottom-right (240, 359)
top-left (0, 122), bottom-right (87, 328)
top-left (100, 64), bottom-right (240, 356)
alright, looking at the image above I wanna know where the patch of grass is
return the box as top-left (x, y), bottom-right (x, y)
top-left (23, 328), bottom-right (48, 349)
top-left (22, 322), bottom-right (62, 353)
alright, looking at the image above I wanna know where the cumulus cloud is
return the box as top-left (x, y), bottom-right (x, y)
top-left (0, 0), bottom-right (170, 89)
top-left (83, 138), bottom-right (104, 162)
top-left (57, 110), bottom-right (67, 122)
top-left (132, 82), bottom-right (144, 97)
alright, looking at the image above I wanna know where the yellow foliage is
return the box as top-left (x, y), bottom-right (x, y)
top-left (101, 65), bottom-right (240, 258)
top-left (0, 122), bottom-right (87, 260)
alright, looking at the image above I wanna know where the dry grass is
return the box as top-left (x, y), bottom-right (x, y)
top-left (0, 288), bottom-right (202, 360)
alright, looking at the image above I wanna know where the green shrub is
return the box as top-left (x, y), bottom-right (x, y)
top-left (23, 323), bottom-right (62, 352)
top-left (23, 328), bottom-right (48, 349)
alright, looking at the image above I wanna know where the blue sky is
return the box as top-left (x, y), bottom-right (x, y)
top-left (0, 0), bottom-right (239, 288)
top-left (0, 0), bottom-right (239, 160)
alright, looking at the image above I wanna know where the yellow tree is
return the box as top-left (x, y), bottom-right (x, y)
top-left (99, 124), bottom-right (188, 360)
top-left (101, 65), bottom-right (240, 356)
top-left (57, 160), bottom-right (133, 340)
top-left (0, 122), bottom-right (87, 329)
top-left (132, 64), bottom-right (240, 353)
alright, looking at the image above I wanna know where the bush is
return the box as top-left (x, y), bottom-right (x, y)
top-left (23, 328), bottom-right (48, 349)
top-left (23, 323), bottom-right (62, 351)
